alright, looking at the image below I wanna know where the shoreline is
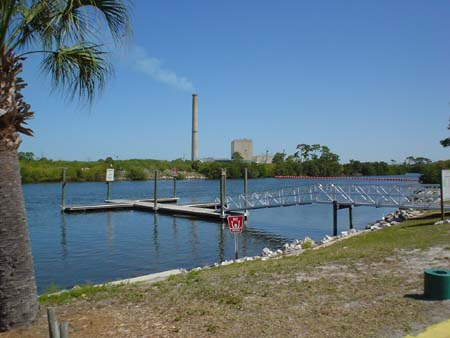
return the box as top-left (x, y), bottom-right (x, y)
top-left (42, 207), bottom-right (426, 295)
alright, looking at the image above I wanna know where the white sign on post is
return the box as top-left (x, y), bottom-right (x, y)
top-left (442, 170), bottom-right (450, 200)
top-left (106, 168), bottom-right (115, 182)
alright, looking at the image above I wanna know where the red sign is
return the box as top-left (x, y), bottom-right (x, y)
top-left (227, 215), bottom-right (244, 233)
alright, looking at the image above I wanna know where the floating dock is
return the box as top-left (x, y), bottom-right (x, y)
top-left (63, 198), bottom-right (238, 220)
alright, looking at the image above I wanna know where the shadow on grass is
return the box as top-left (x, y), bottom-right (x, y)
top-left (404, 223), bottom-right (435, 228)
top-left (408, 212), bottom-right (450, 222)
top-left (404, 293), bottom-right (437, 302)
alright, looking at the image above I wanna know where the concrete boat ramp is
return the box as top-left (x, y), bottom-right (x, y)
top-left (63, 198), bottom-right (237, 220)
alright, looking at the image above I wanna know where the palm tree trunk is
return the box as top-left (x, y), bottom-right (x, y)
top-left (0, 135), bottom-right (38, 331)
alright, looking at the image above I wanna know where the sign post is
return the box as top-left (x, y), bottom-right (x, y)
top-left (441, 170), bottom-right (450, 220)
top-left (227, 215), bottom-right (244, 260)
top-left (106, 168), bottom-right (114, 200)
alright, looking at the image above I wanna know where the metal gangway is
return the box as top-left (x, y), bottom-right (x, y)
top-left (216, 182), bottom-right (446, 212)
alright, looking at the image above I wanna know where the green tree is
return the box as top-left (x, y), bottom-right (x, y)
top-left (232, 151), bottom-right (243, 161)
top-left (0, 0), bottom-right (130, 331)
top-left (18, 152), bottom-right (34, 161)
top-left (272, 152), bottom-right (285, 164)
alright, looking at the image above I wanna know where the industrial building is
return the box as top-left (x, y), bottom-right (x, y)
top-left (231, 139), bottom-right (253, 161)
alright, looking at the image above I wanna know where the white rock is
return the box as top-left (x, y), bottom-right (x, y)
top-left (341, 231), bottom-right (349, 236)
top-left (276, 249), bottom-right (283, 255)
top-left (261, 248), bottom-right (273, 257)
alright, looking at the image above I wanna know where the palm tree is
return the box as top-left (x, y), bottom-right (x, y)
top-left (0, 0), bottom-right (130, 331)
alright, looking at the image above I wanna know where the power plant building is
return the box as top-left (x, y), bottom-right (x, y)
top-left (231, 139), bottom-right (253, 161)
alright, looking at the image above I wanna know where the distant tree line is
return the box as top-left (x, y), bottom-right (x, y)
top-left (18, 144), bottom-right (449, 184)
top-left (18, 154), bottom-right (195, 183)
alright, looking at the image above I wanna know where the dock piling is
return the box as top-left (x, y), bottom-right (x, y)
top-left (349, 205), bottom-right (353, 230)
top-left (173, 176), bottom-right (177, 198)
top-left (61, 168), bottom-right (67, 212)
top-left (333, 201), bottom-right (338, 236)
top-left (244, 167), bottom-right (248, 218)
top-left (154, 170), bottom-right (158, 211)
top-left (220, 168), bottom-right (226, 218)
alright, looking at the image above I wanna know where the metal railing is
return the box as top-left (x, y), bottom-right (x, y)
top-left (215, 183), bottom-right (443, 211)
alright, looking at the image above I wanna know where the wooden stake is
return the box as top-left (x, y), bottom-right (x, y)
top-left (47, 307), bottom-right (60, 338)
top-left (59, 322), bottom-right (69, 338)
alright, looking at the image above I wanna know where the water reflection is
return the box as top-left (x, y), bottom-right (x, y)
top-left (153, 213), bottom-right (159, 258)
top-left (106, 212), bottom-right (114, 244)
top-left (171, 217), bottom-right (178, 242)
top-left (219, 222), bottom-right (225, 263)
top-left (190, 219), bottom-right (200, 260)
top-left (60, 213), bottom-right (67, 259)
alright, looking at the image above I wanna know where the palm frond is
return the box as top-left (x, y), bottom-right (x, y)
top-left (8, 0), bottom-right (55, 51)
top-left (77, 0), bottom-right (131, 42)
top-left (40, 43), bottom-right (112, 104)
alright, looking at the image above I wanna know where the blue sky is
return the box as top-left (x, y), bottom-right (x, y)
top-left (20, 0), bottom-right (450, 162)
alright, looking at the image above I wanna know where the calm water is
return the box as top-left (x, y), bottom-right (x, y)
top-left (24, 178), bottom-right (402, 293)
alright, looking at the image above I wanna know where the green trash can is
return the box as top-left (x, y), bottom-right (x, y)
top-left (424, 269), bottom-right (450, 300)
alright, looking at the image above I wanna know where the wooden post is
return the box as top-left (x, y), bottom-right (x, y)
top-left (105, 165), bottom-right (114, 200)
top-left (173, 176), bottom-right (177, 198)
top-left (244, 167), bottom-right (248, 217)
top-left (333, 201), bottom-right (338, 236)
top-left (154, 170), bottom-right (158, 212)
top-left (61, 167), bottom-right (67, 212)
top-left (59, 322), bottom-right (69, 338)
top-left (47, 307), bottom-right (60, 338)
top-left (220, 168), bottom-right (226, 218)
top-left (440, 172), bottom-right (445, 220)
top-left (349, 205), bottom-right (353, 230)
top-left (223, 168), bottom-right (227, 199)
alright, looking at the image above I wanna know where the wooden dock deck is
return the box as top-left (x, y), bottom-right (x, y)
top-left (63, 197), bottom-right (179, 213)
top-left (62, 197), bottom-right (238, 220)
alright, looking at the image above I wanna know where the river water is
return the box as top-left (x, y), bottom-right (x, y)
top-left (24, 178), bottom-right (404, 293)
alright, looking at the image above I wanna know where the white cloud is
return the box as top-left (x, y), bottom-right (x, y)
top-left (131, 47), bottom-right (195, 92)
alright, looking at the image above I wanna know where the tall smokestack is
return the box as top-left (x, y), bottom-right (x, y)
top-left (191, 94), bottom-right (198, 161)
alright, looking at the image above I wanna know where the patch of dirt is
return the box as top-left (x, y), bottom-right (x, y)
top-left (2, 247), bottom-right (450, 337)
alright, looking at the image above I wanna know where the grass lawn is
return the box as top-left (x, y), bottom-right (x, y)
top-left (2, 212), bottom-right (450, 338)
